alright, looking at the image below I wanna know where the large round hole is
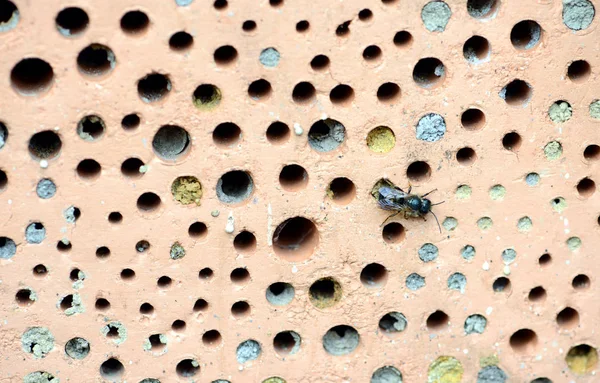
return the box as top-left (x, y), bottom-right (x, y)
top-left (568, 60), bottom-right (591, 83)
top-left (393, 30), bottom-right (413, 47)
top-left (308, 118), bottom-right (346, 152)
top-left (176, 359), bottom-right (199, 377)
top-left (77, 44), bottom-right (116, 76)
top-left (28, 131), bottom-right (62, 159)
top-left (230, 267), bottom-right (250, 285)
top-left (463, 35), bottom-right (490, 63)
top-left (189, 222), bottom-right (207, 239)
top-left (193, 84), bottom-right (222, 110)
top-left (214, 45), bottom-right (238, 65)
top-left (456, 147), bottom-right (477, 165)
top-left (15, 289), bottom-right (35, 306)
top-left (327, 177), bottom-right (356, 205)
top-left (584, 144), bottom-right (600, 161)
top-left (360, 263), bottom-right (388, 288)
top-left (493, 276), bottom-right (511, 292)
top-left (292, 81), bottom-right (316, 104)
top-left (502, 132), bottom-right (522, 151)
top-left (273, 331), bottom-right (301, 355)
top-left (10, 58), bottom-right (54, 95)
top-left (572, 274), bottom-right (590, 290)
top-left (121, 113), bottom-right (140, 131)
top-left (76, 159), bottom-right (101, 180)
top-left (528, 286), bottom-right (547, 302)
top-left (137, 192), bottom-right (161, 212)
top-left (272, 217), bottom-right (319, 261)
top-left (413, 58), bottom-right (445, 88)
top-left (137, 73), bottom-right (171, 103)
top-left (406, 161), bottom-right (431, 182)
top-left (426, 310), bottom-right (449, 330)
top-left (566, 344), bottom-right (598, 374)
top-left (556, 307), bottom-right (580, 329)
top-left (202, 330), bottom-right (222, 347)
top-left (329, 84), bottom-right (354, 105)
top-left (322, 325), bottom-right (359, 356)
top-left (213, 122), bottom-right (241, 147)
top-left (234, 231), bottom-right (256, 253)
top-left (461, 108), bottom-right (486, 130)
top-left (266, 282), bottom-right (295, 306)
top-left (377, 82), bottom-right (401, 104)
top-left (100, 358), bottom-right (124, 380)
top-left (169, 31), bottom-right (194, 51)
top-left (379, 312), bottom-right (408, 335)
top-left (509, 329), bottom-right (538, 354)
top-left (152, 125), bottom-right (190, 161)
top-left (362, 45), bottom-right (382, 62)
top-left (577, 177), bottom-right (596, 197)
top-left (248, 79), bottom-right (272, 101)
top-left (510, 20), bottom-right (542, 50)
top-left (120, 10), bottom-right (149, 34)
top-left (310, 54), bottom-right (330, 71)
top-left (467, 0), bottom-right (499, 19)
top-left (279, 164), bottom-right (308, 191)
top-left (216, 170), bottom-right (254, 204)
top-left (121, 158), bottom-right (144, 178)
top-left (266, 122), bottom-right (290, 145)
top-left (382, 222), bottom-right (405, 244)
top-left (77, 115), bottom-right (105, 141)
top-left (500, 79), bottom-right (532, 106)
top-left (231, 301), bottom-right (250, 318)
top-left (55, 7), bottom-right (89, 36)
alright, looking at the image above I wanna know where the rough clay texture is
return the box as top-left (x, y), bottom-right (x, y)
top-left (0, 1), bottom-right (599, 382)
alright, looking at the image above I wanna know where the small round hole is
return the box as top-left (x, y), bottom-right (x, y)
top-left (213, 0), bottom-right (228, 10)
top-left (108, 212), bottom-right (122, 224)
top-left (230, 268), bottom-right (250, 285)
top-left (310, 55), bottom-right (330, 71)
top-left (242, 20), bottom-right (256, 32)
top-left (100, 358), bottom-right (125, 380)
top-left (509, 329), bottom-right (538, 354)
top-left (69, 268), bottom-right (83, 281)
top-left (231, 301), bottom-right (250, 318)
top-left (96, 246), bottom-right (110, 259)
top-left (406, 161), bottom-right (431, 182)
top-left (214, 45), bottom-right (238, 66)
top-left (140, 303), bottom-right (154, 315)
top-left (362, 45), bottom-right (382, 62)
top-left (157, 276), bottom-right (172, 288)
top-left (510, 20), bottom-right (542, 50)
top-left (358, 8), bottom-right (373, 20)
top-left (121, 158), bottom-right (144, 178)
top-left (266, 122), bottom-right (290, 145)
top-left (137, 73), bottom-right (171, 103)
top-left (456, 147), bottom-right (477, 165)
top-left (202, 330), bottom-right (222, 347)
top-left (198, 268), bottom-right (213, 280)
top-left (120, 10), bottom-right (149, 34)
top-left (308, 119), bottom-right (346, 152)
top-left (176, 359), bottom-right (199, 377)
top-left (137, 192), bottom-right (161, 211)
top-left (577, 177), bottom-right (596, 197)
top-left (55, 7), bottom-right (89, 36)
top-left (493, 276), bottom-right (511, 292)
top-left (136, 240), bottom-right (150, 253)
top-left (169, 31), bottom-right (193, 51)
top-left (572, 274), bottom-right (590, 290)
top-left (120, 268), bottom-right (135, 281)
top-left (382, 222), bottom-right (405, 244)
top-left (121, 113), bottom-right (140, 131)
top-left (327, 177), bottom-right (356, 205)
top-left (77, 115), bottom-right (105, 141)
top-left (234, 231), bottom-right (257, 253)
top-left (279, 164), bottom-right (308, 191)
top-left (502, 132), bottom-right (522, 151)
top-left (335, 21), bottom-right (351, 36)
top-left (270, 0), bottom-right (283, 7)
top-left (95, 298), bottom-right (110, 311)
top-left (463, 35), bottom-right (490, 63)
top-left (500, 79), bottom-right (532, 106)
top-left (15, 289), bottom-right (35, 306)
top-left (309, 277), bottom-right (342, 308)
top-left (393, 31), bottom-right (413, 47)
top-left (216, 170), bottom-right (254, 204)
top-left (467, 0), bottom-right (499, 18)
top-left (213, 122), bottom-right (241, 147)
top-left (413, 58), bottom-right (445, 88)
top-left (189, 222), bottom-right (207, 238)
top-left (248, 79), bottom-right (272, 101)
top-left (557, 307), bottom-right (580, 329)
top-left (77, 44), bottom-right (116, 76)
top-left (461, 108), bottom-right (486, 130)
top-left (426, 310), bottom-right (449, 330)
top-left (329, 84), bottom-right (354, 105)
top-left (28, 131), bottom-right (62, 159)
top-left (292, 82), bottom-right (316, 103)
top-left (528, 286), bottom-right (546, 302)
top-left (76, 159), bottom-right (101, 180)
top-left (538, 253), bottom-right (552, 267)
top-left (152, 125), bottom-right (190, 160)
top-left (584, 144), bottom-right (600, 160)
top-left (10, 58), bottom-right (54, 95)
top-left (273, 331), bottom-right (301, 355)
top-left (568, 60), bottom-right (591, 83)
top-left (33, 264), bottom-right (47, 277)
top-left (193, 84), bottom-right (222, 110)
top-left (360, 263), bottom-right (388, 288)
top-left (172, 320), bottom-right (186, 332)
top-left (377, 83), bottom-right (401, 104)
top-left (296, 20), bottom-right (310, 32)
top-left (57, 240), bottom-right (72, 252)
top-left (193, 299), bottom-right (208, 312)
top-left (272, 217), bottom-right (319, 261)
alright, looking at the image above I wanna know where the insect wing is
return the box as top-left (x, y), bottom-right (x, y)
top-left (377, 186), bottom-right (407, 211)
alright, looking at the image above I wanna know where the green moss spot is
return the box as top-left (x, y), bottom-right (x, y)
top-left (477, 217), bottom-right (493, 230)
top-left (567, 237), bottom-right (581, 251)
top-left (171, 176), bottom-right (202, 205)
top-left (489, 185), bottom-right (506, 200)
top-left (428, 355), bottom-right (464, 383)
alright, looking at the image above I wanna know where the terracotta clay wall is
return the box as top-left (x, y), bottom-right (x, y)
top-left (1, 0), bottom-right (599, 382)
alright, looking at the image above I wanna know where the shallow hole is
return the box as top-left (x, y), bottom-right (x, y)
top-left (493, 277), bottom-right (511, 292)
top-left (413, 58), bottom-right (445, 88)
top-left (148, 334), bottom-right (166, 351)
top-left (15, 289), bottom-right (35, 306)
top-left (463, 35), bottom-right (490, 63)
top-left (202, 330), bottom-right (222, 347)
top-left (310, 55), bottom-right (330, 71)
top-left (393, 30), bottom-right (413, 47)
top-left (77, 115), bottom-right (105, 141)
top-left (266, 122), bottom-right (290, 145)
top-left (230, 268), bottom-right (250, 285)
top-left (309, 277), bottom-right (342, 308)
top-left (274, 331), bottom-right (301, 355)
top-left (279, 164), bottom-right (308, 191)
top-left (528, 286), bottom-right (546, 302)
top-left (176, 359), bottom-right (199, 377)
top-left (189, 222), bottom-right (207, 238)
top-left (172, 319), bottom-right (186, 332)
top-left (193, 84), bottom-right (221, 110)
top-left (213, 122), bottom-right (240, 147)
top-left (135, 240), bottom-right (150, 253)
top-left (572, 274), bottom-right (590, 290)
top-left (10, 58), bottom-right (54, 95)
top-left (296, 20), bottom-right (310, 32)
top-left (308, 119), bottom-right (346, 152)
top-left (157, 276), bottom-right (172, 288)
top-left (566, 344), bottom-right (598, 374)
top-left (584, 144), bottom-right (600, 160)
top-left (379, 312), bottom-right (407, 334)
top-left (509, 329), bottom-right (538, 354)
top-left (461, 108), bottom-right (486, 130)
top-left (456, 147), bottom-right (477, 165)
top-left (169, 31), bottom-right (193, 51)
top-left (538, 253), bottom-right (552, 267)
top-left (501, 79), bottom-right (532, 106)
top-left (120, 10), bottom-right (149, 34)
top-left (577, 177), bottom-right (596, 197)
top-left (137, 73), bottom-right (171, 103)
top-left (193, 298), bottom-right (208, 312)
top-left (360, 263), bottom-right (388, 288)
top-left (510, 20), bottom-right (542, 50)
top-left (28, 131), bottom-right (62, 159)
top-left (231, 301), bottom-right (250, 317)
top-left (139, 303), bottom-right (154, 315)
top-left (198, 268), bottom-right (213, 280)
top-left (502, 132), bottom-right (522, 151)
top-left (292, 82), bottom-right (316, 103)
top-left (335, 20), bottom-right (351, 37)
top-left (242, 20), bottom-right (256, 32)
top-left (362, 45), bottom-right (382, 62)
top-left (121, 113), bottom-right (140, 131)
top-left (557, 307), bottom-right (580, 329)
top-left (120, 268), bottom-right (135, 281)
top-left (382, 222), bottom-right (405, 244)
top-left (234, 231), bottom-right (256, 253)
top-left (329, 84), bottom-right (354, 105)
top-left (426, 310), bottom-right (449, 330)
top-left (33, 264), bottom-right (47, 277)
top-left (96, 246), bottom-right (110, 259)
top-left (77, 44), bottom-right (115, 76)
top-left (214, 45), bottom-right (238, 66)
top-left (76, 159), bottom-right (101, 180)
top-left (152, 125), bottom-right (190, 160)
top-left (216, 170), bottom-right (253, 204)
top-left (358, 8), bottom-right (372, 21)
top-left (248, 79), bottom-right (272, 101)
top-left (322, 325), bottom-right (359, 356)
top-left (272, 217), bottom-right (319, 261)
top-left (121, 158), bottom-right (144, 178)
top-left (406, 161), bottom-right (431, 182)
top-left (328, 177), bottom-right (356, 205)
top-left (266, 282), bottom-right (295, 306)
top-left (55, 7), bottom-right (89, 36)
top-left (377, 82), bottom-right (401, 104)
top-left (95, 298), bottom-right (110, 311)
top-left (568, 60), bottom-right (591, 83)
top-left (467, 0), bottom-right (499, 18)
top-left (100, 358), bottom-right (124, 379)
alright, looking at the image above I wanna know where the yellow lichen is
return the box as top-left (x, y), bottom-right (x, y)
top-left (367, 126), bottom-right (396, 153)
top-left (479, 354), bottom-right (499, 368)
top-left (428, 356), bottom-right (464, 383)
top-left (171, 176), bottom-right (202, 205)
top-left (566, 344), bottom-right (598, 375)
top-left (262, 378), bottom-right (286, 383)
top-left (309, 277), bottom-right (342, 309)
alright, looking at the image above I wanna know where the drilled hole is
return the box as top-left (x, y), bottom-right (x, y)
top-left (121, 158), bottom-right (144, 178)
top-left (322, 325), bottom-right (359, 355)
top-left (193, 298), bottom-right (208, 312)
top-left (57, 240), bottom-right (72, 252)
top-left (157, 276), bottom-right (172, 288)
top-left (77, 115), bottom-right (105, 141)
top-left (139, 302), bottom-right (154, 315)
top-left (382, 222), bottom-right (405, 244)
top-left (176, 359), bottom-right (199, 377)
top-left (202, 330), bottom-right (222, 347)
top-left (15, 289), bottom-right (35, 306)
top-left (393, 31), bottom-right (413, 47)
top-left (379, 312), bottom-right (407, 335)
top-left (55, 7), bottom-right (89, 36)
top-left (242, 20), bottom-right (256, 32)
top-left (213, 0), bottom-right (228, 10)
top-left (272, 217), bottom-right (319, 261)
top-left (121, 113), bottom-right (140, 130)
top-left (308, 119), bottom-right (346, 152)
top-left (309, 277), bottom-right (342, 308)
top-left (413, 58), bottom-right (445, 88)
top-left (189, 222), bottom-right (207, 238)
top-left (463, 35), bottom-right (490, 63)
top-left (148, 334), bottom-right (167, 352)
top-left (426, 310), bottom-right (449, 330)
top-left (10, 58), bottom-right (54, 95)
top-left (360, 263), bottom-right (388, 288)
top-left (231, 301), bottom-right (250, 317)
top-left (577, 177), bottom-right (596, 197)
top-left (0, 169), bottom-right (7, 191)
top-left (234, 231), bottom-right (257, 253)
top-left (274, 331), bottom-right (301, 355)
top-left (510, 20), bottom-right (542, 50)
top-left (266, 122), bottom-right (290, 145)
top-left (310, 55), bottom-right (330, 71)
top-left (76, 159), bottom-right (101, 180)
top-left (335, 20), bottom-right (351, 37)
top-left (120, 10), bottom-right (149, 34)
top-left (172, 320), bottom-right (186, 332)
top-left (279, 164), bottom-right (308, 191)
top-left (230, 268), bottom-right (250, 285)
top-left (216, 170), bottom-right (254, 204)
top-left (377, 83), bottom-right (401, 104)
top-left (493, 277), bottom-right (511, 292)
top-left (456, 147), bottom-right (477, 165)
top-left (136, 240), bottom-right (150, 253)
top-left (193, 84), bottom-right (222, 110)
top-left (214, 45), bottom-right (238, 65)
top-left (500, 79), bottom-right (532, 106)
top-left (28, 131), bottom-right (62, 160)
top-left (152, 125), bottom-right (190, 160)
top-left (77, 44), bottom-right (115, 76)
top-left (573, 274), bottom-right (590, 289)
top-left (96, 246), bottom-right (110, 259)
top-left (467, 0), bottom-right (499, 18)
top-left (213, 123), bottom-right (241, 147)
top-left (292, 81), bottom-right (316, 103)
top-left (502, 132), bottom-right (522, 151)
top-left (509, 329), bottom-right (538, 354)
top-left (137, 73), bottom-right (171, 103)
top-left (362, 45), bottom-right (382, 62)
top-left (248, 79), bottom-right (272, 100)
top-left (584, 144), bottom-right (600, 160)
top-left (137, 192), bottom-right (161, 211)
top-left (169, 31), bottom-right (193, 50)
top-left (406, 161), bottom-right (431, 182)
top-left (557, 307), bottom-right (580, 329)
top-left (95, 298), bottom-right (110, 311)
top-left (59, 294), bottom-right (74, 311)
top-left (33, 264), bottom-right (47, 277)
top-left (328, 177), bottom-right (356, 205)
top-left (266, 282), bottom-right (295, 306)
top-left (198, 268), bottom-right (213, 280)
top-left (100, 358), bottom-right (124, 380)
top-left (358, 8), bottom-right (373, 21)
top-left (329, 84), bottom-right (354, 105)
top-left (528, 286), bottom-right (546, 302)
top-left (568, 60), bottom-right (591, 83)
top-left (120, 268), bottom-right (135, 281)
top-left (538, 253), bottom-right (552, 267)
top-left (461, 108), bottom-right (486, 130)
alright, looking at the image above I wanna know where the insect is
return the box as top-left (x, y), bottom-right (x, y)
top-left (374, 179), bottom-right (445, 232)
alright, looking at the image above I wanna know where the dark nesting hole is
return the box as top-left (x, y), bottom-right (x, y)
top-left (382, 222), bottom-right (405, 244)
top-left (413, 57), bottom-right (445, 88)
top-left (279, 164), bottom-right (308, 191)
top-left (248, 79), bottom-right (272, 100)
top-left (202, 330), bottom-right (222, 347)
top-left (214, 45), bottom-right (238, 65)
top-left (169, 31), bottom-right (193, 51)
top-left (108, 212), bottom-right (123, 224)
top-left (362, 45), bottom-right (382, 61)
top-left (329, 84), bottom-right (354, 105)
top-left (193, 298), bottom-right (208, 312)
top-left (15, 289), bottom-right (35, 306)
top-left (358, 8), bottom-right (373, 21)
top-left (501, 79), bottom-right (532, 106)
top-left (96, 246), bottom-right (110, 259)
top-left (0, 169), bottom-right (7, 190)
top-left (502, 132), bottom-right (522, 151)
top-left (230, 268), bottom-right (250, 284)
top-left (157, 276), bottom-right (172, 288)
top-left (393, 31), bottom-right (413, 47)
top-left (266, 122), bottom-right (290, 145)
top-left (121, 158), bottom-right (144, 177)
top-left (137, 192), bottom-right (161, 212)
top-left (10, 58), bottom-right (54, 95)
top-left (379, 312), bottom-right (407, 334)
top-left (95, 298), bottom-right (110, 311)
top-left (76, 159), bottom-right (101, 179)
top-left (557, 307), bottom-right (580, 328)
top-left (193, 84), bottom-right (221, 110)
top-left (584, 144), bottom-right (600, 160)
top-left (296, 20), bottom-right (310, 32)
top-left (216, 170), bottom-right (253, 204)
top-left (33, 264), bottom-right (47, 277)
top-left (242, 20), bottom-right (256, 31)
top-left (120, 268), bottom-right (135, 281)
top-left (461, 108), bottom-right (486, 130)
top-left (426, 310), bottom-right (449, 330)
top-left (77, 44), bottom-right (115, 76)
top-left (328, 177), bottom-right (356, 205)
top-left (121, 113), bottom-right (140, 130)
top-left (213, 0), bottom-right (228, 10)
top-left (360, 263), bottom-right (388, 288)
top-left (463, 35), bottom-right (490, 62)
top-left (456, 147), bottom-right (477, 165)
top-left (572, 274), bottom-right (590, 289)
top-left (0, 0), bottom-right (18, 25)
top-left (105, 325), bottom-right (119, 338)
top-left (310, 55), bottom-right (330, 71)
top-left (172, 320), bottom-right (186, 332)
top-left (528, 286), bottom-right (547, 301)
top-left (377, 82), bottom-right (401, 104)
top-left (292, 82), bottom-right (316, 103)
top-left (77, 115), bottom-right (105, 141)
top-left (509, 329), bottom-right (538, 353)
top-left (213, 123), bottom-right (241, 147)
top-left (322, 325), bottom-right (359, 355)
top-left (137, 73), bottom-right (171, 103)
top-left (60, 294), bottom-right (74, 311)
top-left (406, 161), bottom-right (431, 182)
top-left (189, 222), bottom-right (207, 238)
top-left (335, 20), bottom-right (351, 36)
top-left (231, 301), bottom-right (250, 317)
top-left (493, 276), bottom-right (511, 292)
top-left (538, 253), bottom-right (552, 267)
top-left (577, 177), bottom-right (596, 197)
top-left (510, 20), bottom-right (542, 50)
top-left (152, 125), bottom-right (190, 160)
top-left (140, 303), bottom-right (154, 314)
top-left (467, 0), bottom-right (499, 18)
top-left (148, 334), bottom-right (166, 351)
top-left (234, 231), bottom-right (257, 253)
top-left (57, 240), bottom-right (72, 252)
top-left (272, 217), bottom-right (319, 261)
top-left (28, 131), bottom-right (62, 159)
top-left (136, 240), bottom-right (150, 253)
top-left (0, 122), bottom-right (6, 150)
top-left (309, 277), bottom-right (341, 307)
top-left (274, 331), bottom-right (300, 355)
top-left (69, 268), bottom-right (82, 281)
top-left (568, 60), bottom-right (591, 82)
top-left (120, 10), bottom-right (149, 34)
top-left (176, 359), bottom-right (199, 377)
top-left (100, 358), bottom-right (124, 380)
top-left (55, 7), bottom-right (89, 36)
top-left (198, 268), bottom-right (213, 280)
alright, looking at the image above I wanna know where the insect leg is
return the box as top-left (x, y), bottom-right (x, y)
top-left (380, 211), bottom-right (401, 227)
top-left (430, 210), bottom-right (442, 233)
top-left (421, 188), bottom-right (438, 198)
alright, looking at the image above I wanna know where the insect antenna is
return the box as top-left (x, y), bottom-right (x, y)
top-left (431, 200), bottom-right (445, 206)
top-left (430, 210), bottom-right (442, 233)
top-left (421, 188), bottom-right (437, 198)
